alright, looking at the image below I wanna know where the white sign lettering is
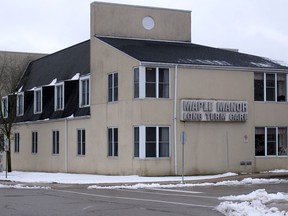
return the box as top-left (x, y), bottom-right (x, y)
top-left (181, 99), bottom-right (248, 122)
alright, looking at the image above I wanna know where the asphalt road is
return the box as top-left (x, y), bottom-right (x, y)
top-left (1, 182), bottom-right (288, 216)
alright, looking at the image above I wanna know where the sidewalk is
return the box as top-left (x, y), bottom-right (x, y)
top-left (1, 171), bottom-right (288, 189)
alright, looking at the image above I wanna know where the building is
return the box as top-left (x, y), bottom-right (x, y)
top-left (1, 2), bottom-right (288, 176)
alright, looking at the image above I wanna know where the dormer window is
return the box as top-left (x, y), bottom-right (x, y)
top-left (16, 93), bottom-right (24, 116)
top-left (55, 83), bottom-right (64, 111)
top-left (1, 96), bottom-right (8, 118)
top-left (79, 76), bottom-right (90, 107)
top-left (34, 88), bottom-right (42, 114)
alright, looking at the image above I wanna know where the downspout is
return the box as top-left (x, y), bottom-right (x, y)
top-left (173, 65), bottom-right (178, 175)
top-left (64, 118), bottom-right (68, 173)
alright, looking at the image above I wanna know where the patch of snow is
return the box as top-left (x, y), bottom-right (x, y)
top-left (47, 78), bottom-right (57, 86)
top-left (18, 86), bottom-right (23, 93)
top-left (251, 62), bottom-right (273, 68)
top-left (0, 171), bottom-right (236, 184)
top-left (263, 169), bottom-right (288, 174)
top-left (0, 184), bottom-right (50, 189)
top-left (89, 178), bottom-right (288, 190)
top-left (177, 58), bottom-right (231, 66)
top-left (71, 73), bottom-right (80, 80)
top-left (217, 189), bottom-right (288, 216)
top-left (66, 114), bottom-right (74, 119)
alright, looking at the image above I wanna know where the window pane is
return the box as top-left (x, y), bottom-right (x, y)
top-left (82, 130), bottom-right (85, 155)
top-left (146, 68), bottom-right (156, 82)
top-left (115, 73), bottom-right (118, 101)
top-left (254, 73), bottom-right (264, 101)
top-left (14, 133), bottom-right (20, 153)
top-left (77, 130), bottom-right (81, 155)
top-left (159, 127), bottom-right (169, 157)
top-left (134, 68), bottom-right (139, 98)
top-left (159, 68), bottom-right (169, 82)
top-left (278, 128), bottom-right (287, 156)
top-left (146, 83), bottom-right (156, 97)
top-left (108, 128), bottom-right (113, 156)
top-left (146, 127), bottom-right (156, 157)
top-left (134, 127), bottom-right (139, 157)
top-left (81, 79), bottom-right (89, 106)
top-left (159, 84), bottom-right (169, 98)
top-left (35, 90), bottom-right (42, 113)
top-left (266, 74), bottom-right (275, 101)
top-left (146, 68), bottom-right (156, 97)
top-left (267, 128), bottom-right (276, 155)
top-left (56, 85), bottom-right (64, 110)
top-left (87, 80), bottom-right (90, 105)
top-left (114, 128), bottom-right (118, 156)
top-left (277, 74), bottom-right (286, 102)
top-left (17, 94), bottom-right (24, 115)
top-left (53, 131), bottom-right (56, 154)
top-left (255, 127), bottom-right (265, 156)
top-left (108, 74), bottom-right (113, 102)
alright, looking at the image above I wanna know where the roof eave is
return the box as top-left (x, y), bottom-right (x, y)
top-left (140, 61), bottom-right (288, 73)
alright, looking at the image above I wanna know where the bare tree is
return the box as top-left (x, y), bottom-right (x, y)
top-left (0, 52), bottom-right (34, 172)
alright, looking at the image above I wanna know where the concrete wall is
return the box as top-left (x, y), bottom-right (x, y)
top-left (91, 2), bottom-right (191, 42)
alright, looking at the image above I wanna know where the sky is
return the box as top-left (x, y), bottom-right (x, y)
top-left (0, 0), bottom-right (287, 64)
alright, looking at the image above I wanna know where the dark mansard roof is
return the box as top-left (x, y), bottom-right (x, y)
top-left (18, 40), bottom-right (90, 92)
top-left (96, 36), bottom-right (288, 70)
top-left (15, 40), bottom-right (90, 122)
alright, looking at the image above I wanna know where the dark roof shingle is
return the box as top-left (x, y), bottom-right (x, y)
top-left (96, 36), bottom-right (288, 70)
top-left (18, 40), bottom-right (90, 92)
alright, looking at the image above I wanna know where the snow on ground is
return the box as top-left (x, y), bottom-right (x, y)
top-left (0, 184), bottom-right (50, 189)
top-left (88, 177), bottom-right (288, 189)
top-left (0, 171), bottom-right (237, 184)
top-left (1, 171), bottom-right (288, 215)
top-left (217, 189), bottom-right (288, 216)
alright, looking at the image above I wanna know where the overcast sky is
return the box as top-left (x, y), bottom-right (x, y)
top-left (1, 0), bottom-right (287, 64)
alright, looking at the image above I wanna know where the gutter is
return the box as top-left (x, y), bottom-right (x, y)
top-left (173, 65), bottom-right (178, 175)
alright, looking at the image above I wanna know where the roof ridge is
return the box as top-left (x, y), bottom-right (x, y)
top-left (95, 35), bottom-right (191, 44)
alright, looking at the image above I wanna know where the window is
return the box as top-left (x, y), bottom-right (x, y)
top-left (277, 74), bottom-right (286, 102)
top-left (254, 73), bottom-right (264, 101)
top-left (77, 129), bottom-right (85, 155)
top-left (278, 128), bottom-right (288, 155)
top-left (79, 76), bottom-right (90, 107)
top-left (134, 127), bottom-right (139, 157)
top-left (108, 73), bottom-right (118, 102)
top-left (146, 68), bottom-right (157, 97)
top-left (34, 88), bottom-right (42, 113)
top-left (52, 131), bottom-right (59, 154)
top-left (55, 83), bottom-right (64, 111)
top-left (108, 128), bottom-right (118, 157)
top-left (255, 127), bottom-right (288, 156)
top-left (32, 132), bottom-right (38, 154)
top-left (0, 134), bottom-right (4, 152)
top-left (134, 126), bottom-right (170, 158)
top-left (14, 132), bottom-right (20, 153)
top-left (16, 93), bottom-right (24, 116)
top-left (134, 68), bottom-right (139, 98)
top-left (267, 128), bottom-right (276, 155)
top-left (1, 96), bottom-right (8, 118)
top-left (266, 74), bottom-right (275, 101)
top-left (134, 67), bottom-right (170, 99)
top-left (254, 73), bottom-right (287, 102)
